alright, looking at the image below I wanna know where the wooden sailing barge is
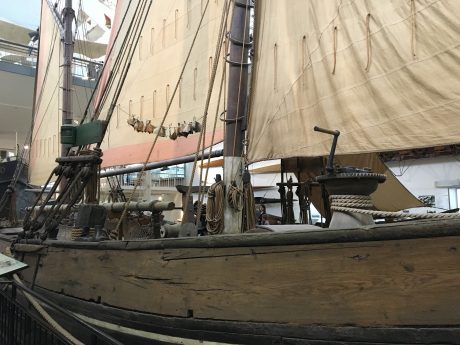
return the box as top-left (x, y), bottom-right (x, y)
top-left (2, 0), bottom-right (460, 344)
top-left (4, 219), bottom-right (459, 344)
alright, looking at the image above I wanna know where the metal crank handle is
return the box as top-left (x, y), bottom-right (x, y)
top-left (313, 126), bottom-right (340, 137)
top-left (313, 126), bottom-right (340, 175)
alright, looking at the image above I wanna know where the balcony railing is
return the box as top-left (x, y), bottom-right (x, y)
top-left (100, 175), bottom-right (185, 190)
top-left (0, 39), bottom-right (103, 80)
top-left (0, 279), bottom-right (122, 345)
top-left (152, 177), bottom-right (185, 188)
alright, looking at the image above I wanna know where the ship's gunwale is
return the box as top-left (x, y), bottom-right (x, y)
top-left (12, 218), bottom-right (460, 251)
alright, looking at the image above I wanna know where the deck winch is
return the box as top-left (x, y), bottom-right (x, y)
top-left (313, 126), bottom-right (386, 228)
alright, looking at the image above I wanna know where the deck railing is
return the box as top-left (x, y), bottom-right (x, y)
top-left (0, 285), bottom-right (70, 345)
top-left (0, 279), bottom-right (122, 345)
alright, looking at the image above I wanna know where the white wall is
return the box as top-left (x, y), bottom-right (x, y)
top-left (386, 156), bottom-right (460, 210)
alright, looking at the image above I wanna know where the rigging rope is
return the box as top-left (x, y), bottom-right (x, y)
top-left (97, 0), bottom-right (151, 131)
top-left (330, 195), bottom-right (460, 219)
top-left (227, 182), bottom-right (243, 211)
top-left (112, 0), bottom-right (214, 239)
top-left (78, 1), bottom-right (136, 125)
top-left (196, 65), bottom-right (228, 223)
top-left (242, 178), bottom-right (256, 232)
top-left (206, 180), bottom-right (225, 234)
top-left (185, 0), bottom-right (232, 224)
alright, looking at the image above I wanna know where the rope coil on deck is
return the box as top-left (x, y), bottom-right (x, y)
top-left (330, 195), bottom-right (460, 219)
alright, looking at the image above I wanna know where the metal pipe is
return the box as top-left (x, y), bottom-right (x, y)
top-left (100, 149), bottom-right (224, 178)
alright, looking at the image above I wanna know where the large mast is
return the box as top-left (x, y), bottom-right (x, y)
top-left (47, 0), bottom-right (75, 155)
top-left (223, 0), bottom-right (251, 234)
top-left (61, 0), bottom-right (75, 155)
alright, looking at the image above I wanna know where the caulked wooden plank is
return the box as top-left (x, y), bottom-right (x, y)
top-left (25, 235), bottom-right (460, 326)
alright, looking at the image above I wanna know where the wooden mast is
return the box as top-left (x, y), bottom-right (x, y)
top-left (61, 0), bottom-right (75, 156)
top-left (223, 0), bottom-right (251, 234)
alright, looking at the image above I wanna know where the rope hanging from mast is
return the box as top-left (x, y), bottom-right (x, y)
top-left (206, 179), bottom-right (225, 234)
top-left (184, 0), bottom-right (232, 222)
top-left (242, 170), bottom-right (256, 232)
top-left (195, 61), bottom-right (228, 225)
top-left (227, 182), bottom-right (244, 211)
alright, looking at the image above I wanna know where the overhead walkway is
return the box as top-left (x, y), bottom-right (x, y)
top-left (0, 39), bottom-right (101, 155)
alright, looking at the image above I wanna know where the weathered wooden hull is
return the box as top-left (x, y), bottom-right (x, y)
top-left (4, 219), bottom-right (460, 344)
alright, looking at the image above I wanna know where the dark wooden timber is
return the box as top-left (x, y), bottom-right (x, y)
top-left (31, 286), bottom-right (460, 344)
top-left (7, 218), bottom-right (460, 329)
top-left (100, 149), bottom-right (223, 178)
top-left (223, 0), bottom-right (251, 156)
top-left (13, 218), bottom-right (460, 250)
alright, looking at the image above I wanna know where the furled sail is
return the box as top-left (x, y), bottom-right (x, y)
top-left (247, 0), bottom-right (460, 162)
top-left (97, 0), bottom-right (229, 168)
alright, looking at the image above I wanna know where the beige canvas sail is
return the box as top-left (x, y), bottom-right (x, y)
top-left (248, 0), bottom-right (460, 162)
top-left (97, 0), bottom-right (229, 168)
top-left (29, 0), bottom-right (63, 185)
top-left (30, 1), bottom-right (106, 185)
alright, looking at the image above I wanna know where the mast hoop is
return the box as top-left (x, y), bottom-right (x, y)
top-left (224, 54), bottom-right (251, 67)
top-left (226, 32), bottom-right (253, 47)
top-left (219, 110), bottom-right (245, 123)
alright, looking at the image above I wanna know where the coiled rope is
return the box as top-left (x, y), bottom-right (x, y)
top-left (227, 182), bottom-right (244, 212)
top-left (330, 195), bottom-right (460, 219)
top-left (206, 180), bottom-right (225, 234)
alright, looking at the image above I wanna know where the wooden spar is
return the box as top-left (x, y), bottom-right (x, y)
top-left (100, 149), bottom-right (223, 178)
top-left (101, 201), bottom-right (174, 212)
top-left (26, 201), bottom-right (175, 213)
top-left (223, 0), bottom-right (251, 234)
